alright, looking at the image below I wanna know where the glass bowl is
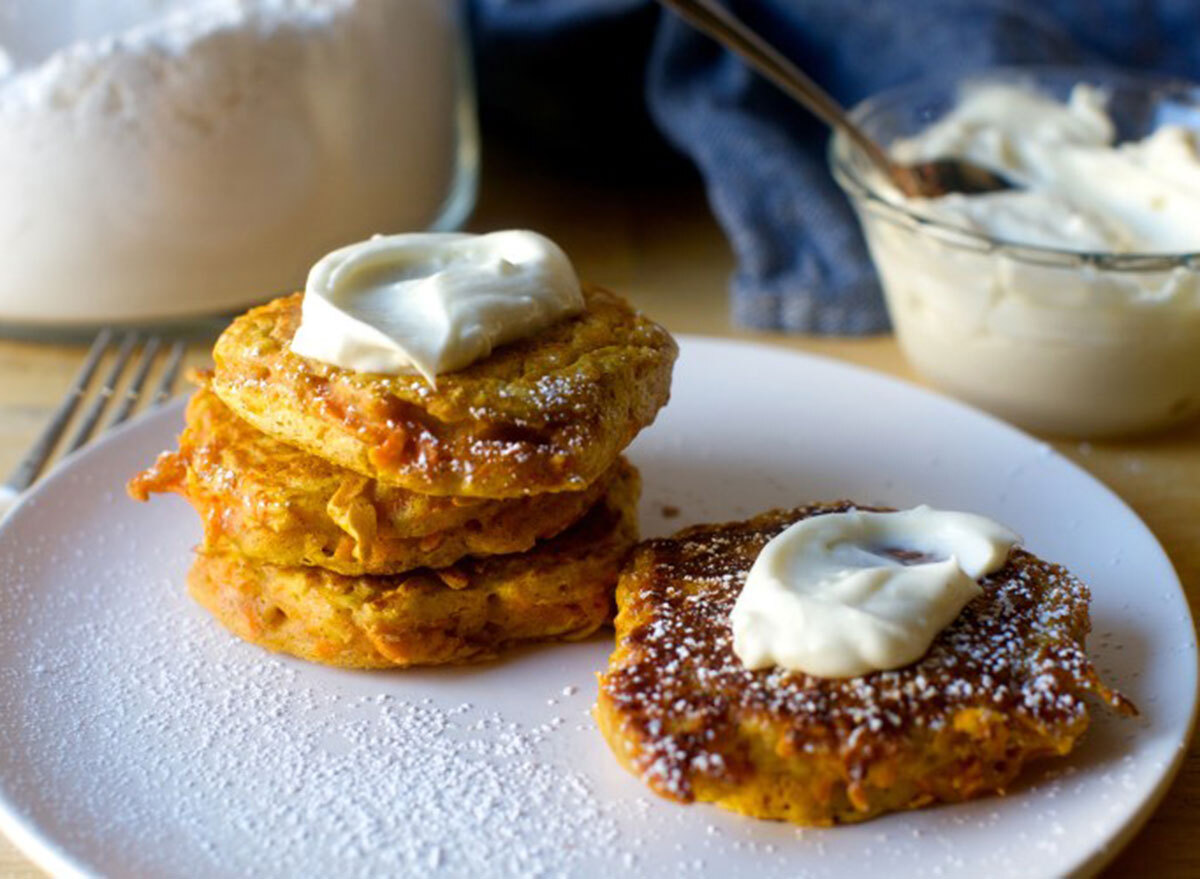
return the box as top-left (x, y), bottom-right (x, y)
top-left (829, 66), bottom-right (1200, 438)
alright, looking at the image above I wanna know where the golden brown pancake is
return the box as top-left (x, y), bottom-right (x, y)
top-left (210, 285), bottom-right (677, 499)
top-left (596, 502), bottom-right (1134, 826)
top-left (188, 462), bottom-right (640, 668)
top-left (130, 385), bottom-right (621, 575)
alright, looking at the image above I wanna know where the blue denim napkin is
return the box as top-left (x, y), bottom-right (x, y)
top-left (471, 0), bottom-right (1200, 333)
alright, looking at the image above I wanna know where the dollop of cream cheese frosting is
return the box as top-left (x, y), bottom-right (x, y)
top-left (731, 507), bottom-right (1019, 678)
top-left (290, 230), bottom-right (584, 381)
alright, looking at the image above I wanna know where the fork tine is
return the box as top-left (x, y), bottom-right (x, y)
top-left (63, 331), bottom-right (138, 455)
top-left (3, 329), bottom-right (114, 493)
top-left (152, 340), bottom-right (186, 406)
top-left (107, 336), bottom-right (162, 428)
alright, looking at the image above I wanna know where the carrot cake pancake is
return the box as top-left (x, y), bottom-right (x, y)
top-left (211, 284), bottom-right (676, 498)
top-left (596, 502), bottom-right (1134, 825)
top-left (189, 461), bottom-right (640, 668)
top-left (131, 384), bottom-right (620, 575)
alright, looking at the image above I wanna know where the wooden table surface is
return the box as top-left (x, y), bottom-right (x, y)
top-left (1, 153), bottom-right (1197, 878)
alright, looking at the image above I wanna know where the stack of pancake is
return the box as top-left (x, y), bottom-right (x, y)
top-left (130, 285), bottom-right (677, 667)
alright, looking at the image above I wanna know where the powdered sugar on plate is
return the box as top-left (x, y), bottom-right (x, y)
top-left (0, 338), bottom-right (1192, 878)
top-left (2, 605), bottom-right (616, 875)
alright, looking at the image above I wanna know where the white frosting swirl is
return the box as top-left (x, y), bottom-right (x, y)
top-left (290, 231), bottom-right (584, 381)
top-left (731, 507), bottom-right (1019, 679)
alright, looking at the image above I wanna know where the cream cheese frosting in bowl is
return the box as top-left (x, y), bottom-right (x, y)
top-left (830, 67), bottom-right (1200, 438)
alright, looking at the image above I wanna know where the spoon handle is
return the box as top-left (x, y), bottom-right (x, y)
top-left (658, 0), bottom-right (895, 175)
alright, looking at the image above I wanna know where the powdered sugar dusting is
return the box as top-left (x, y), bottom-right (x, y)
top-left (0, 337), bottom-right (1191, 878)
top-left (0, 548), bottom-right (633, 877)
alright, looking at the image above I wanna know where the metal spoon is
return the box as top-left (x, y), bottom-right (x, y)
top-left (658, 0), bottom-right (1011, 197)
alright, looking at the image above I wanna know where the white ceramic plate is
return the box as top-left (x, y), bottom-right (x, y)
top-left (0, 337), bottom-right (1194, 878)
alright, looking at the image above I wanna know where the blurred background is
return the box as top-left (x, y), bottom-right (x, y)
top-left (1, 0), bottom-right (1199, 337)
top-left (471, 0), bottom-right (1200, 332)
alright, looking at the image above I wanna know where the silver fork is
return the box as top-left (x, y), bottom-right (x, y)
top-left (0, 330), bottom-right (186, 517)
